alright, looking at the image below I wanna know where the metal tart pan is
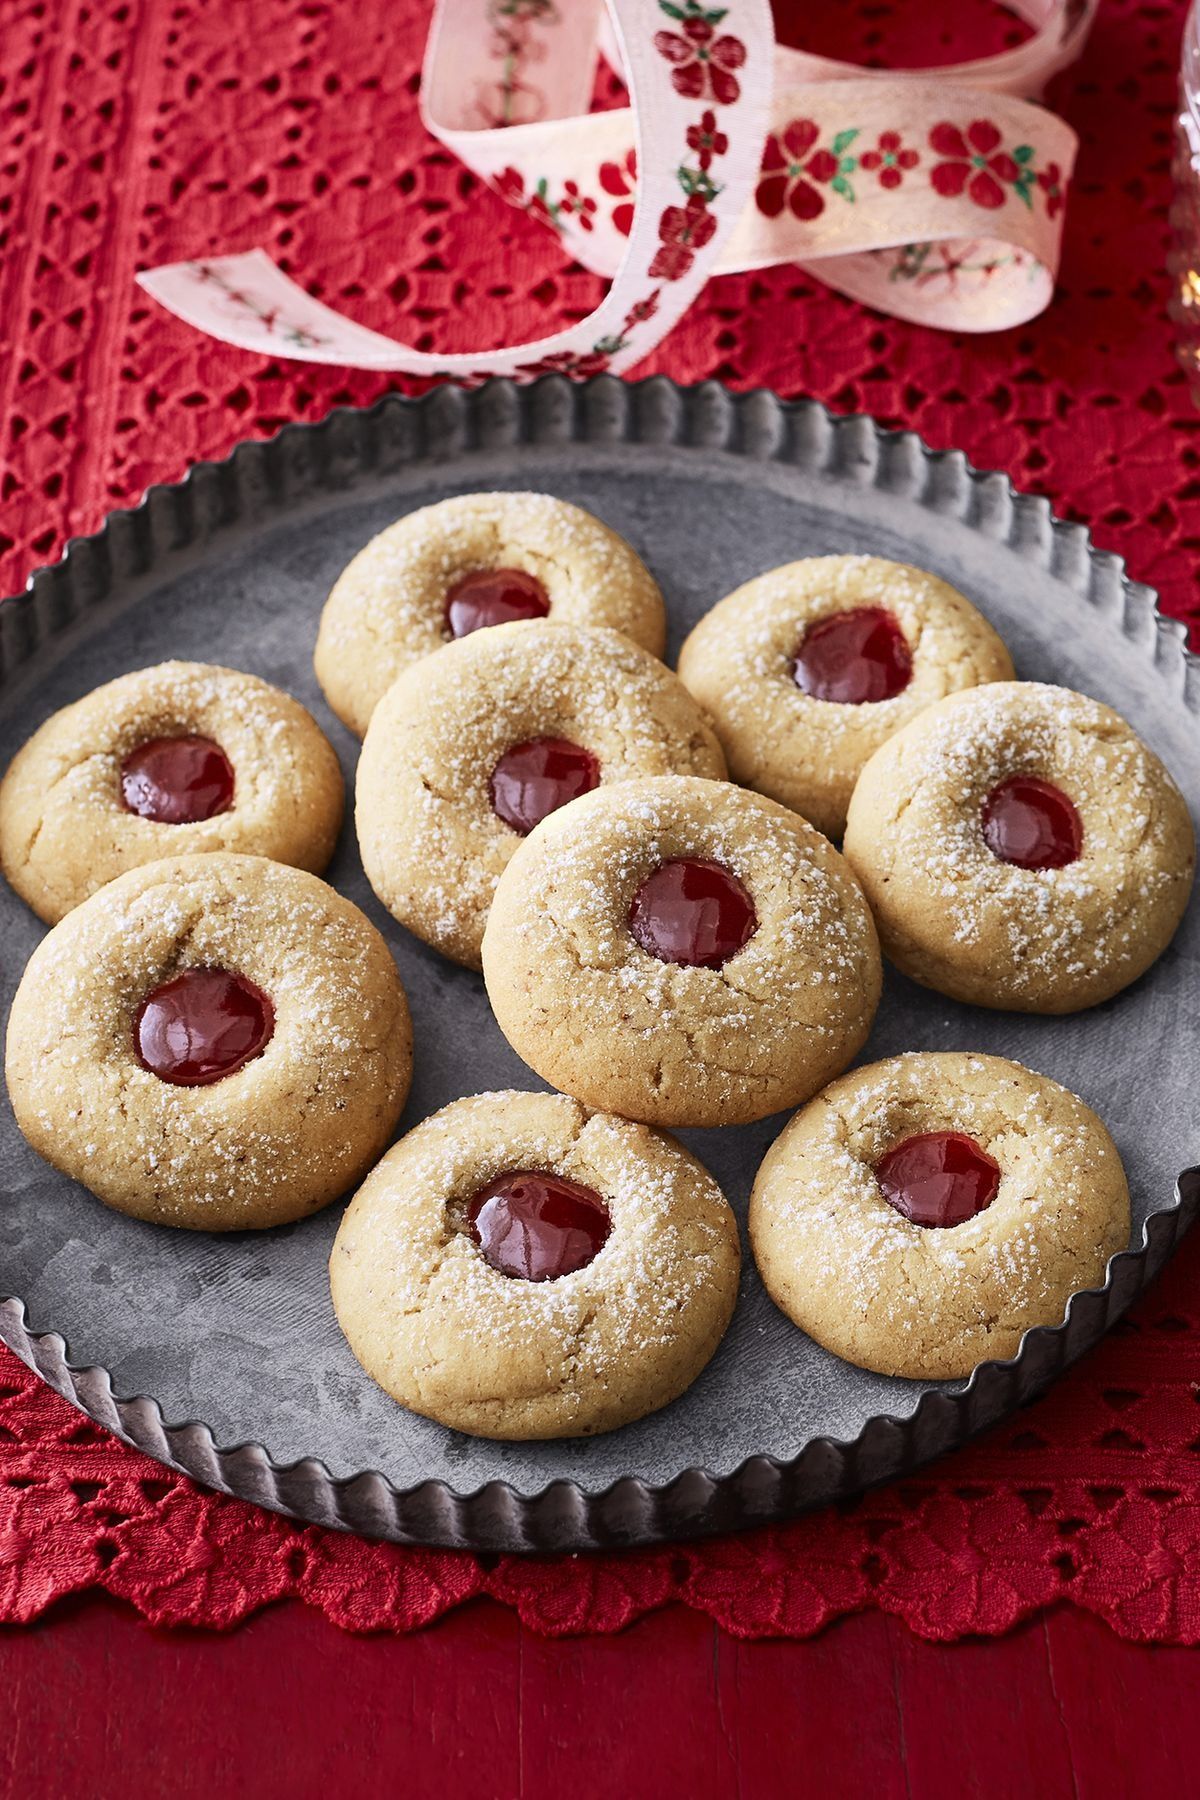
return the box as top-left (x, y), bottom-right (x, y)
top-left (0, 377), bottom-right (1195, 1550)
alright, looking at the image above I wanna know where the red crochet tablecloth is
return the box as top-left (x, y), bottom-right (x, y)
top-left (2, 0), bottom-right (1199, 1641)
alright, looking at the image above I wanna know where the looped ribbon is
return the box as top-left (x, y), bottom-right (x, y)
top-left (138, 0), bottom-right (1094, 377)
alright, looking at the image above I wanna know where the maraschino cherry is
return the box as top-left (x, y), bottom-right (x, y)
top-left (489, 737), bottom-right (600, 835)
top-left (794, 607), bottom-right (913, 705)
top-left (875, 1131), bottom-right (1001, 1229)
top-left (467, 1171), bottom-right (611, 1281)
top-left (120, 735), bottom-right (235, 824)
top-left (134, 968), bottom-right (275, 1086)
top-left (444, 568), bottom-right (549, 638)
top-left (981, 775), bottom-right (1083, 871)
top-left (628, 858), bottom-right (757, 969)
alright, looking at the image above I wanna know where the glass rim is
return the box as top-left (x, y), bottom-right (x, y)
top-left (1184, 0), bottom-right (1200, 132)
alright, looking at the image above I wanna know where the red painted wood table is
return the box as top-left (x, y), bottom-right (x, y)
top-left (3, 0), bottom-right (1200, 1792)
top-left (0, 1599), bottom-right (1198, 1798)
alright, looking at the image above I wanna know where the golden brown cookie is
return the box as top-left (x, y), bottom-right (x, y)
top-left (5, 853), bottom-right (412, 1230)
top-left (356, 621), bottom-right (727, 969)
top-left (314, 492), bottom-right (667, 735)
top-left (0, 661), bottom-right (344, 924)
top-left (329, 1090), bottom-right (740, 1439)
top-left (749, 1052), bottom-right (1130, 1379)
top-left (481, 775), bottom-right (882, 1128)
top-left (842, 682), bottom-right (1195, 1013)
top-left (676, 554), bottom-right (1013, 839)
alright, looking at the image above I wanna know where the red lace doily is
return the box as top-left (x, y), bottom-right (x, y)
top-left (1, 0), bottom-right (1199, 1640)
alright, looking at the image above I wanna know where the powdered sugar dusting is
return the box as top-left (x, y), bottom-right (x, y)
top-left (675, 555), bottom-right (1014, 836)
top-left (316, 491), bottom-right (665, 731)
top-left (356, 621), bottom-right (722, 966)
top-left (6, 854), bottom-right (410, 1225)
top-left (752, 1051), bottom-right (1130, 1376)
top-left (0, 660), bottom-right (342, 921)
top-left (332, 1092), bottom-right (738, 1427)
top-left (483, 775), bottom-right (881, 1123)
top-left (845, 682), bottom-right (1194, 1007)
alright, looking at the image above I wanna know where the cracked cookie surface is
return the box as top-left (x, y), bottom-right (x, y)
top-left (5, 853), bottom-right (412, 1230)
top-left (842, 681), bottom-right (1195, 1013)
top-left (314, 492), bottom-right (667, 735)
top-left (329, 1090), bottom-right (740, 1439)
top-left (355, 621), bottom-right (726, 969)
top-left (676, 555), bottom-right (1013, 839)
top-left (481, 775), bottom-right (882, 1128)
top-left (749, 1051), bottom-right (1130, 1379)
top-left (0, 661), bottom-right (344, 924)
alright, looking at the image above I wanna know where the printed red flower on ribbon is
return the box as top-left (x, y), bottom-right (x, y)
top-left (494, 166), bottom-right (526, 204)
top-left (929, 121), bottom-right (1035, 209)
top-left (599, 149), bottom-right (637, 237)
top-left (859, 130), bottom-right (919, 191)
top-left (492, 169), bottom-right (598, 234)
top-left (1038, 160), bottom-right (1065, 218)
top-left (514, 350), bottom-right (613, 380)
top-left (650, 194), bottom-right (717, 280)
top-left (654, 8), bottom-right (747, 106)
top-left (686, 109), bottom-right (728, 170)
top-left (558, 180), bottom-right (597, 232)
top-left (624, 292), bottom-right (661, 328)
top-left (887, 239), bottom-right (1026, 289)
top-left (755, 120), bottom-right (840, 222)
top-left (492, 166), bottom-right (554, 228)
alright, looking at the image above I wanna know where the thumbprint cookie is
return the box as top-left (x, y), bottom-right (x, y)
top-left (5, 854), bottom-right (412, 1229)
top-left (676, 554), bottom-right (1013, 839)
top-left (315, 492), bottom-right (667, 735)
top-left (750, 1052), bottom-right (1130, 1379)
top-left (355, 621), bottom-right (725, 968)
top-left (842, 682), bottom-right (1195, 1012)
top-left (330, 1090), bottom-right (740, 1439)
top-left (0, 661), bottom-right (344, 923)
top-left (482, 775), bottom-right (881, 1128)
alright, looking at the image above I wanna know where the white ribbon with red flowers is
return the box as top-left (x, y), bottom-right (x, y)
top-left (138, 0), bottom-right (1094, 376)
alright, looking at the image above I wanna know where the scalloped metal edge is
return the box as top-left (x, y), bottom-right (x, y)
top-left (1, 377), bottom-right (1197, 1553)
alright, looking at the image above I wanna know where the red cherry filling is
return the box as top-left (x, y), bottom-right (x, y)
top-left (120, 735), bottom-right (235, 825)
top-left (628, 858), bottom-right (757, 969)
top-left (467, 1170), bottom-right (611, 1281)
top-left (134, 968), bottom-right (275, 1087)
top-left (875, 1131), bottom-right (1001, 1229)
top-left (981, 775), bottom-right (1083, 870)
top-left (793, 607), bottom-right (913, 704)
top-left (489, 736), bottom-right (600, 836)
top-left (444, 567), bottom-right (550, 638)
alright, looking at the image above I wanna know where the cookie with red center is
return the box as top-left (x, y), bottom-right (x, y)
top-left (329, 1091), bottom-right (740, 1439)
top-left (315, 492), bottom-right (667, 736)
top-left (676, 554), bottom-right (1013, 839)
top-left (843, 682), bottom-right (1195, 1013)
top-left (749, 1052), bottom-right (1130, 1380)
top-left (0, 661), bottom-right (344, 924)
top-left (5, 854), bottom-right (412, 1230)
top-left (355, 622), bottom-right (726, 969)
top-left (481, 775), bottom-right (881, 1128)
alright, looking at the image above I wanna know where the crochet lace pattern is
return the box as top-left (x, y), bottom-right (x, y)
top-left (0, 0), bottom-right (1198, 1638)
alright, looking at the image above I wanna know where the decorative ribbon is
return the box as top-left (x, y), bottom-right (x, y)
top-left (138, 0), bottom-right (1095, 376)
